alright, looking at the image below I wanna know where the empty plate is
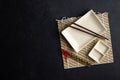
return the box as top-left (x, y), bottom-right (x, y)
top-left (88, 40), bottom-right (109, 63)
top-left (62, 10), bottom-right (106, 53)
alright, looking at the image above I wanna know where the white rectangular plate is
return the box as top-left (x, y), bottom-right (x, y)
top-left (62, 27), bottom-right (94, 53)
top-left (72, 10), bottom-right (106, 34)
top-left (61, 10), bottom-right (106, 53)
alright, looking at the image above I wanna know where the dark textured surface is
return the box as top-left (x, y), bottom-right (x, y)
top-left (1, 0), bottom-right (120, 80)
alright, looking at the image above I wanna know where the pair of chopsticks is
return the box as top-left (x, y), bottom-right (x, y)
top-left (69, 23), bottom-right (108, 40)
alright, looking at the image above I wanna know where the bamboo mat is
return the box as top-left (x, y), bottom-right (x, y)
top-left (57, 12), bottom-right (114, 69)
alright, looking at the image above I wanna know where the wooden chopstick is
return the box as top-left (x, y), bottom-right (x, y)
top-left (70, 25), bottom-right (108, 40)
top-left (73, 23), bottom-right (108, 40)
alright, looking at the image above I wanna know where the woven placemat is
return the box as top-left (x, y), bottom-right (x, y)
top-left (57, 12), bottom-right (114, 69)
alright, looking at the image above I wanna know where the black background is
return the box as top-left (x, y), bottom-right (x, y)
top-left (1, 0), bottom-right (120, 80)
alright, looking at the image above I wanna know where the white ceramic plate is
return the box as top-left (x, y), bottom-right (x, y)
top-left (62, 27), bottom-right (95, 52)
top-left (72, 10), bottom-right (106, 34)
top-left (62, 10), bottom-right (106, 53)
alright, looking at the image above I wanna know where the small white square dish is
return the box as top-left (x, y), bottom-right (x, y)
top-left (88, 40), bottom-right (109, 63)
top-left (88, 49), bottom-right (104, 63)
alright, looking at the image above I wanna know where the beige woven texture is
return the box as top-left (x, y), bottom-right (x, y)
top-left (57, 13), bottom-right (114, 69)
